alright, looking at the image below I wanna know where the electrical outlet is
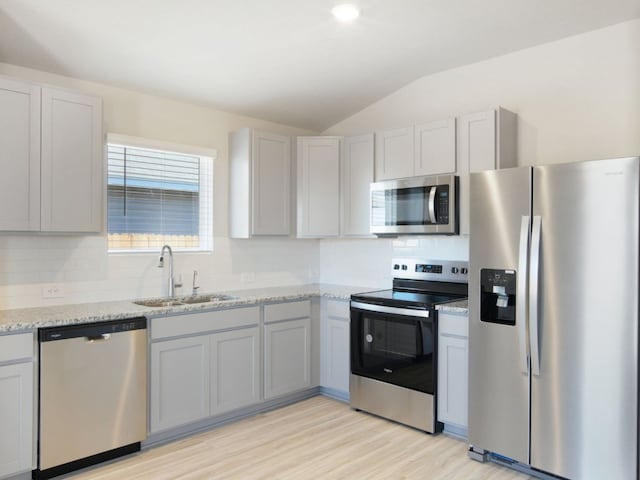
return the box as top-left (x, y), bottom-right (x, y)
top-left (43, 283), bottom-right (65, 299)
top-left (240, 272), bottom-right (255, 283)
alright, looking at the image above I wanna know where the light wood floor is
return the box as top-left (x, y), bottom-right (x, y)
top-left (67, 396), bottom-right (532, 480)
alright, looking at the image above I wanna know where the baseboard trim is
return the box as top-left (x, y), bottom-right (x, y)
top-left (144, 387), bottom-right (321, 449)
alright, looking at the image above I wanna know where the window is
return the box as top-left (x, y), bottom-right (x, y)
top-left (107, 136), bottom-right (214, 252)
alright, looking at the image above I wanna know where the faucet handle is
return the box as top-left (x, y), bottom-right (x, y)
top-left (192, 270), bottom-right (199, 296)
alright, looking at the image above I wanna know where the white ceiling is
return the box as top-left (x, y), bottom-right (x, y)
top-left (0, 0), bottom-right (638, 131)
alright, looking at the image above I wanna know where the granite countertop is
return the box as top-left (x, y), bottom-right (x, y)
top-left (436, 298), bottom-right (469, 313)
top-left (0, 283), bottom-right (371, 333)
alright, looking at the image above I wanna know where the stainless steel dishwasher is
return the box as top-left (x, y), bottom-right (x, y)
top-left (35, 318), bottom-right (147, 479)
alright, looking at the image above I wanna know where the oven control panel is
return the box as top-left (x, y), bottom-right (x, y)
top-left (392, 258), bottom-right (468, 283)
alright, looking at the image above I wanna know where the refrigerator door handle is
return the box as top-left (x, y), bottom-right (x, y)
top-left (517, 216), bottom-right (530, 374)
top-left (427, 186), bottom-right (437, 224)
top-left (529, 215), bottom-right (542, 376)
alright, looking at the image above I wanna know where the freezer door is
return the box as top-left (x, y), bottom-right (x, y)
top-left (531, 157), bottom-right (639, 479)
top-left (468, 166), bottom-right (531, 464)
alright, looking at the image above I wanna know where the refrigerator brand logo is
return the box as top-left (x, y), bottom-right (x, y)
top-left (605, 171), bottom-right (623, 176)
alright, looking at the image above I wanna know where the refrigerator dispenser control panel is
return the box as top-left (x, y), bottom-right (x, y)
top-left (480, 269), bottom-right (516, 325)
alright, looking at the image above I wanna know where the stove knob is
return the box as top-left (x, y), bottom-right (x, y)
top-left (461, 267), bottom-right (468, 275)
top-left (393, 264), bottom-right (400, 270)
top-left (451, 267), bottom-right (459, 274)
top-left (401, 265), bottom-right (408, 271)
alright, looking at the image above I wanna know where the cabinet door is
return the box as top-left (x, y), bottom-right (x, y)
top-left (252, 131), bottom-right (291, 235)
top-left (150, 336), bottom-right (210, 433)
top-left (210, 327), bottom-right (260, 415)
top-left (322, 312), bottom-right (350, 395)
top-left (264, 318), bottom-right (311, 399)
top-left (341, 134), bottom-right (374, 237)
top-left (458, 110), bottom-right (496, 173)
top-left (0, 362), bottom-right (33, 477)
top-left (374, 127), bottom-right (414, 181)
top-left (296, 137), bottom-right (340, 237)
top-left (437, 334), bottom-right (468, 429)
top-left (41, 87), bottom-right (103, 232)
top-left (414, 119), bottom-right (456, 176)
top-left (0, 77), bottom-right (40, 231)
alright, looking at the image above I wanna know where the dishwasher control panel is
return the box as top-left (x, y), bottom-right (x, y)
top-left (39, 317), bottom-right (147, 342)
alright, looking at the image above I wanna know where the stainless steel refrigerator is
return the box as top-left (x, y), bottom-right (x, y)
top-left (468, 156), bottom-right (639, 480)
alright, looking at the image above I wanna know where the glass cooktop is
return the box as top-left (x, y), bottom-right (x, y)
top-left (350, 289), bottom-right (464, 309)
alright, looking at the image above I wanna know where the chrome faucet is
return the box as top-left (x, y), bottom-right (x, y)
top-left (192, 270), bottom-right (200, 296)
top-left (158, 245), bottom-right (182, 297)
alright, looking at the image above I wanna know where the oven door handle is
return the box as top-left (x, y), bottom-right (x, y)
top-left (351, 301), bottom-right (430, 318)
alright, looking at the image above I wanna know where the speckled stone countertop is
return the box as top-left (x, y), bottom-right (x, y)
top-left (436, 299), bottom-right (469, 313)
top-left (0, 284), bottom-right (372, 333)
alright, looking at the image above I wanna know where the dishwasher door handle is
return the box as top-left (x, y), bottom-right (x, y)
top-left (85, 334), bottom-right (111, 342)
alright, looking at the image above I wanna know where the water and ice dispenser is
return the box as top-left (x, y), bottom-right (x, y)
top-left (480, 269), bottom-right (517, 325)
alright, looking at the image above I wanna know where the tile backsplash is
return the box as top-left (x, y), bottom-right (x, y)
top-left (0, 235), bottom-right (320, 310)
top-left (319, 236), bottom-right (469, 288)
top-left (0, 233), bottom-right (468, 310)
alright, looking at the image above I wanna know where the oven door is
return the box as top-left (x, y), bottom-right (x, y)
top-left (350, 302), bottom-right (436, 394)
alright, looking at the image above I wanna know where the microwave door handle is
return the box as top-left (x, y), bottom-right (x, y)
top-left (427, 186), bottom-right (437, 223)
top-left (529, 215), bottom-right (542, 376)
top-left (517, 216), bottom-right (530, 374)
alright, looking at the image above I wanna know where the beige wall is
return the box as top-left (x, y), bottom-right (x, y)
top-left (1, 19), bottom-right (638, 307)
top-left (323, 19), bottom-right (640, 167)
top-left (0, 62), bottom-right (319, 309)
top-left (319, 20), bottom-right (640, 287)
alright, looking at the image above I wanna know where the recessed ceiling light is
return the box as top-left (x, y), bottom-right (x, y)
top-left (331, 4), bottom-right (360, 23)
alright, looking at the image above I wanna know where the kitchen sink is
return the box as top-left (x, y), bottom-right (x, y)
top-left (133, 294), bottom-right (238, 308)
top-left (134, 299), bottom-right (184, 307)
top-left (180, 294), bottom-right (237, 304)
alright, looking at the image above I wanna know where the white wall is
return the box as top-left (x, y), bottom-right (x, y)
top-left (319, 19), bottom-right (640, 287)
top-left (1, 20), bottom-right (638, 307)
top-left (0, 62), bottom-right (319, 309)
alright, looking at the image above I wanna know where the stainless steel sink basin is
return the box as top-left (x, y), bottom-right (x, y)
top-left (180, 294), bottom-right (237, 304)
top-left (133, 294), bottom-right (238, 307)
top-left (133, 299), bottom-right (185, 307)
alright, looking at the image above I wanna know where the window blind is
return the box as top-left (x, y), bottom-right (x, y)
top-left (107, 144), bottom-right (213, 251)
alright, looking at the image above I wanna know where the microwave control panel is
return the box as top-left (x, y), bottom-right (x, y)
top-left (435, 185), bottom-right (450, 224)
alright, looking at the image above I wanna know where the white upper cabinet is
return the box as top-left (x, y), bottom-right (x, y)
top-left (0, 75), bottom-right (103, 233)
top-left (457, 107), bottom-right (517, 234)
top-left (0, 77), bottom-right (41, 231)
top-left (341, 133), bottom-right (374, 237)
top-left (414, 118), bottom-right (456, 176)
top-left (229, 128), bottom-right (291, 238)
top-left (296, 136), bottom-right (341, 238)
top-left (375, 120), bottom-right (456, 181)
top-left (40, 87), bottom-right (103, 232)
top-left (374, 127), bottom-right (414, 181)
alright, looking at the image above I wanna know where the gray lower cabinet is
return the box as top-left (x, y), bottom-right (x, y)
top-left (210, 327), bottom-right (260, 416)
top-left (320, 299), bottom-right (350, 397)
top-left (0, 333), bottom-right (34, 478)
top-left (150, 335), bottom-right (211, 432)
top-left (263, 301), bottom-right (312, 399)
top-left (437, 311), bottom-right (469, 433)
top-left (149, 307), bottom-right (261, 434)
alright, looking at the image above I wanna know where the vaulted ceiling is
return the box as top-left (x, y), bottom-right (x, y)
top-left (0, 0), bottom-right (638, 130)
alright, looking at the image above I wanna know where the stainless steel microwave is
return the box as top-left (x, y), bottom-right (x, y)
top-left (370, 174), bottom-right (458, 236)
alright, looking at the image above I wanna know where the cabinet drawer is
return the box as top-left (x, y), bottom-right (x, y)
top-left (152, 306), bottom-right (260, 339)
top-left (264, 300), bottom-right (311, 324)
top-left (438, 312), bottom-right (469, 338)
top-left (324, 299), bottom-right (349, 320)
top-left (0, 333), bottom-right (34, 363)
